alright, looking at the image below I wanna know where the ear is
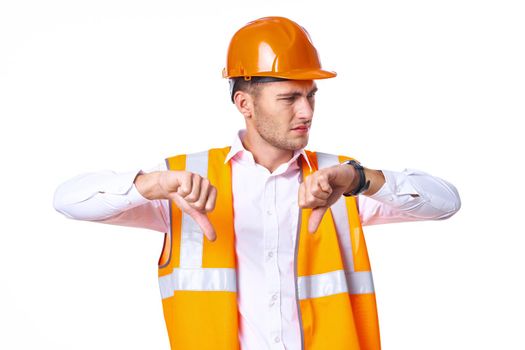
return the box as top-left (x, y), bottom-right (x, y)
top-left (233, 90), bottom-right (254, 119)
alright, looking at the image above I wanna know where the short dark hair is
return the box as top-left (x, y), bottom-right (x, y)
top-left (229, 76), bottom-right (289, 103)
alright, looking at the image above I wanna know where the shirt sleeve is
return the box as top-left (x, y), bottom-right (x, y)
top-left (53, 163), bottom-right (170, 233)
top-left (357, 168), bottom-right (461, 226)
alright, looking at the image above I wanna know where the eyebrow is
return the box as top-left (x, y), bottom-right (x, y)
top-left (276, 86), bottom-right (318, 98)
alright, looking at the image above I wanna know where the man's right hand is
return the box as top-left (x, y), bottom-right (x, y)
top-left (134, 171), bottom-right (218, 241)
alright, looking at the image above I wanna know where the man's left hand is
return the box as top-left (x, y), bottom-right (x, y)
top-left (298, 164), bottom-right (357, 233)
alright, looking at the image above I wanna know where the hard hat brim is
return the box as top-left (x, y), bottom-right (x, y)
top-left (223, 69), bottom-right (337, 80)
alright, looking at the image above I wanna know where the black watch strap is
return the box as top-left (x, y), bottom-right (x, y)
top-left (342, 160), bottom-right (370, 197)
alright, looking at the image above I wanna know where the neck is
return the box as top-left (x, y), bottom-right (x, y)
top-left (242, 129), bottom-right (294, 173)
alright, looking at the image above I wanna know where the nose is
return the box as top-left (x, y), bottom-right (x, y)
top-left (295, 96), bottom-right (314, 120)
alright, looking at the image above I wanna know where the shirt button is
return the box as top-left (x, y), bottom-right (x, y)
top-left (274, 336), bottom-right (281, 343)
top-left (272, 294), bottom-right (278, 301)
top-left (267, 251), bottom-right (274, 258)
top-left (266, 210), bottom-right (272, 215)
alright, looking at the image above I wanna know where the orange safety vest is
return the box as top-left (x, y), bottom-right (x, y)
top-left (158, 146), bottom-right (381, 349)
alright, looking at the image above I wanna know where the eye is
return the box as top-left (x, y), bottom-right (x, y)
top-left (279, 96), bottom-right (297, 103)
top-left (307, 91), bottom-right (316, 99)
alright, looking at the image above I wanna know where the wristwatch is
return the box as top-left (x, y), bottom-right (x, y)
top-left (341, 160), bottom-right (370, 196)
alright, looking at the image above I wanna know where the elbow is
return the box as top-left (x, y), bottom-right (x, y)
top-left (53, 186), bottom-right (74, 219)
top-left (451, 190), bottom-right (462, 216)
top-left (435, 183), bottom-right (462, 220)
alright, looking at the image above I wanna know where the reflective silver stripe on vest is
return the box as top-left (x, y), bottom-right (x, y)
top-left (346, 271), bottom-right (375, 294)
top-left (297, 270), bottom-right (374, 300)
top-left (179, 151), bottom-right (208, 268)
top-left (159, 268), bottom-right (237, 299)
top-left (298, 270), bottom-right (347, 299)
top-left (315, 152), bottom-right (355, 272)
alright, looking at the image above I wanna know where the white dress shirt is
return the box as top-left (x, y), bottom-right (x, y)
top-left (53, 128), bottom-right (461, 350)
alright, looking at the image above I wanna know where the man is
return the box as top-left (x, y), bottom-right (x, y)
top-left (54, 16), bottom-right (460, 350)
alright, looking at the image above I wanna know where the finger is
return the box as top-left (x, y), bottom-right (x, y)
top-left (177, 172), bottom-right (193, 197)
top-left (308, 206), bottom-right (328, 233)
top-left (317, 175), bottom-right (333, 194)
top-left (310, 177), bottom-right (332, 201)
top-left (204, 186), bottom-right (217, 212)
top-left (305, 195), bottom-right (326, 209)
top-left (304, 175), bottom-right (317, 205)
top-left (189, 210), bottom-right (217, 242)
top-left (184, 173), bottom-right (202, 203)
top-left (305, 179), bottom-right (328, 207)
top-left (190, 177), bottom-right (209, 210)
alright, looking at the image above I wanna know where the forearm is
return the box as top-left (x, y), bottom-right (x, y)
top-left (53, 164), bottom-right (170, 232)
top-left (53, 170), bottom-right (145, 220)
top-left (358, 168), bottom-right (461, 225)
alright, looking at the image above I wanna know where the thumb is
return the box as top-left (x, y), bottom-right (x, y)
top-left (172, 193), bottom-right (217, 242)
top-left (308, 206), bottom-right (328, 234)
top-left (188, 210), bottom-right (217, 242)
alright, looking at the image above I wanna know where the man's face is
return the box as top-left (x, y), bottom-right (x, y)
top-left (250, 79), bottom-right (317, 151)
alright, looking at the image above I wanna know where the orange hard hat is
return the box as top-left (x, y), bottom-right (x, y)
top-left (222, 16), bottom-right (336, 80)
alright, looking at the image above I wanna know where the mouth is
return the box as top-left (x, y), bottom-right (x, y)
top-left (291, 125), bottom-right (309, 134)
top-left (292, 125), bottom-right (310, 135)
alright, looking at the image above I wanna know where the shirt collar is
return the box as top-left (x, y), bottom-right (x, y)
top-left (224, 128), bottom-right (312, 172)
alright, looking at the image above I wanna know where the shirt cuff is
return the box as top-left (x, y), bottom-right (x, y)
top-left (369, 168), bottom-right (430, 210)
top-left (126, 181), bottom-right (151, 207)
top-left (97, 169), bottom-right (151, 210)
top-left (56, 169), bottom-right (147, 206)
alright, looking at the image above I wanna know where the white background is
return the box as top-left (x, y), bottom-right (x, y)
top-left (1, 0), bottom-right (524, 349)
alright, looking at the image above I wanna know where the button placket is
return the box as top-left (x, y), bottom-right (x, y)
top-left (263, 176), bottom-right (284, 349)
